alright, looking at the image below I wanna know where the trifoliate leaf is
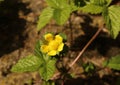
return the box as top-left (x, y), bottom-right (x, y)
top-left (39, 58), bottom-right (56, 81)
top-left (103, 55), bottom-right (120, 70)
top-left (53, 5), bottom-right (71, 25)
top-left (37, 7), bottom-right (54, 31)
top-left (103, 5), bottom-right (120, 38)
top-left (81, 4), bottom-right (103, 14)
top-left (11, 55), bottom-right (43, 72)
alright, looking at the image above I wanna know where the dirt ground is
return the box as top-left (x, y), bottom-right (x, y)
top-left (0, 0), bottom-right (120, 85)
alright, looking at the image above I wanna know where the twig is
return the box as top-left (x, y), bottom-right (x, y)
top-left (69, 27), bottom-right (103, 68)
top-left (51, 27), bottom-right (103, 80)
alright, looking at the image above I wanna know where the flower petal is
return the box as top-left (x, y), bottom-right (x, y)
top-left (58, 43), bottom-right (64, 52)
top-left (48, 40), bottom-right (59, 50)
top-left (48, 50), bottom-right (57, 56)
top-left (41, 45), bottom-right (49, 53)
top-left (55, 35), bottom-right (63, 43)
top-left (44, 33), bottom-right (53, 41)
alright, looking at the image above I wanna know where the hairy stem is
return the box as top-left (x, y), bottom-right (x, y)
top-left (69, 27), bottom-right (103, 68)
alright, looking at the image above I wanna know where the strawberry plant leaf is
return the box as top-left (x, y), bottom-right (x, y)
top-left (81, 4), bottom-right (103, 14)
top-left (90, 0), bottom-right (112, 6)
top-left (37, 7), bottom-right (54, 31)
top-left (0, 0), bottom-right (3, 2)
top-left (59, 33), bottom-right (67, 42)
top-left (46, 0), bottom-right (67, 9)
top-left (46, 0), bottom-right (59, 8)
top-left (103, 55), bottom-right (120, 70)
top-left (42, 81), bottom-right (55, 85)
top-left (106, 0), bottom-right (112, 6)
top-left (39, 58), bottom-right (56, 81)
top-left (69, 0), bottom-right (79, 11)
top-left (103, 5), bottom-right (120, 38)
top-left (11, 55), bottom-right (43, 72)
top-left (81, 0), bottom-right (112, 14)
top-left (53, 5), bottom-right (71, 25)
top-left (34, 40), bottom-right (43, 58)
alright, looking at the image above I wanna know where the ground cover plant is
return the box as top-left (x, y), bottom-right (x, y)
top-left (9, 0), bottom-right (120, 85)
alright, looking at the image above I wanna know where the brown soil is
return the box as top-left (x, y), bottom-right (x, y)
top-left (0, 0), bottom-right (120, 85)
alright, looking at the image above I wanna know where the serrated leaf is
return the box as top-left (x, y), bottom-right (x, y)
top-left (46, 0), bottom-right (59, 8)
top-left (90, 0), bottom-right (112, 6)
top-left (81, 4), bottom-right (103, 14)
top-left (42, 81), bottom-right (55, 85)
top-left (103, 55), bottom-right (120, 70)
top-left (106, 0), bottom-right (112, 6)
top-left (53, 5), bottom-right (71, 25)
top-left (103, 5), bottom-right (120, 38)
top-left (39, 58), bottom-right (56, 81)
top-left (37, 7), bottom-right (54, 31)
top-left (34, 40), bottom-right (43, 58)
top-left (70, 0), bottom-right (79, 11)
top-left (46, 0), bottom-right (67, 9)
top-left (11, 55), bottom-right (43, 72)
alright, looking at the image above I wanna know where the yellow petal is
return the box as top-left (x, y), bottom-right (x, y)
top-left (48, 50), bottom-right (57, 56)
top-left (44, 33), bottom-right (53, 42)
top-left (41, 45), bottom-right (49, 53)
top-left (55, 35), bottom-right (63, 43)
top-left (57, 43), bottom-right (64, 52)
top-left (48, 40), bottom-right (59, 50)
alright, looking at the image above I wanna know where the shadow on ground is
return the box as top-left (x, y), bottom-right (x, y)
top-left (0, 0), bottom-right (31, 56)
top-left (64, 75), bottom-right (120, 85)
top-left (70, 14), bottom-right (120, 56)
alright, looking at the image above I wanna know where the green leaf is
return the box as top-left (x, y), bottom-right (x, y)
top-left (103, 55), bottom-right (120, 70)
top-left (39, 58), bottom-right (56, 81)
top-left (42, 81), bottom-right (55, 85)
top-left (69, 0), bottom-right (79, 11)
top-left (34, 40), bottom-right (43, 58)
top-left (0, 0), bottom-right (3, 2)
top-left (81, 4), bottom-right (103, 14)
top-left (81, 0), bottom-right (112, 14)
top-left (53, 5), bottom-right (71, 25)
top-left (46, 0), bottom-right (67, 9)
top-left (37, 7), bottom-right (54, 31)
top-left (59, 33), bottom-right (67, 42)
top-left (11, 55), bottom-right (43, 72)
top-left (90, 0), bottom-right (112, 6)
top-left (46, 0), bottom-right (59, 8)
top-left (103, 5), bottom-right (120, 38)
top-left (106, 0), bottom-right (112, 6)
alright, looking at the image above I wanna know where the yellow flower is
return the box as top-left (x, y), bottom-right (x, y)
top-left (41, 45), bottom-right (49, 53)
top-left (48, 50), bottom-right (57, 56)
top-left (47, 40), bottom-right (64, 56)
top-left (57, 43), bottom-right (64, 51)
top-left (44, 33), bottom-right (53, 42)
top-left (41, 33), bottom-right (64, 56)
top-left (55, 35), bottom-right (63, 43)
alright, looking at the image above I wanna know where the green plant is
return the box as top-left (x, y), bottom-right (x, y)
top-left (11, 33), bottom-right (68, 85)
top-left (11, 0), bottom-right (120, 85)
top-left (37, 0), bottom-right (120, 39)
top-left (0, 0), bottom-right (3, 3)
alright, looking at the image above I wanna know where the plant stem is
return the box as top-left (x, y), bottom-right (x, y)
top-left (69, 27), bottom-right (103, 68)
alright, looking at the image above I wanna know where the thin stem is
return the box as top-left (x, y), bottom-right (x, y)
top-left (69, 27), bottom-right (103, 68)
